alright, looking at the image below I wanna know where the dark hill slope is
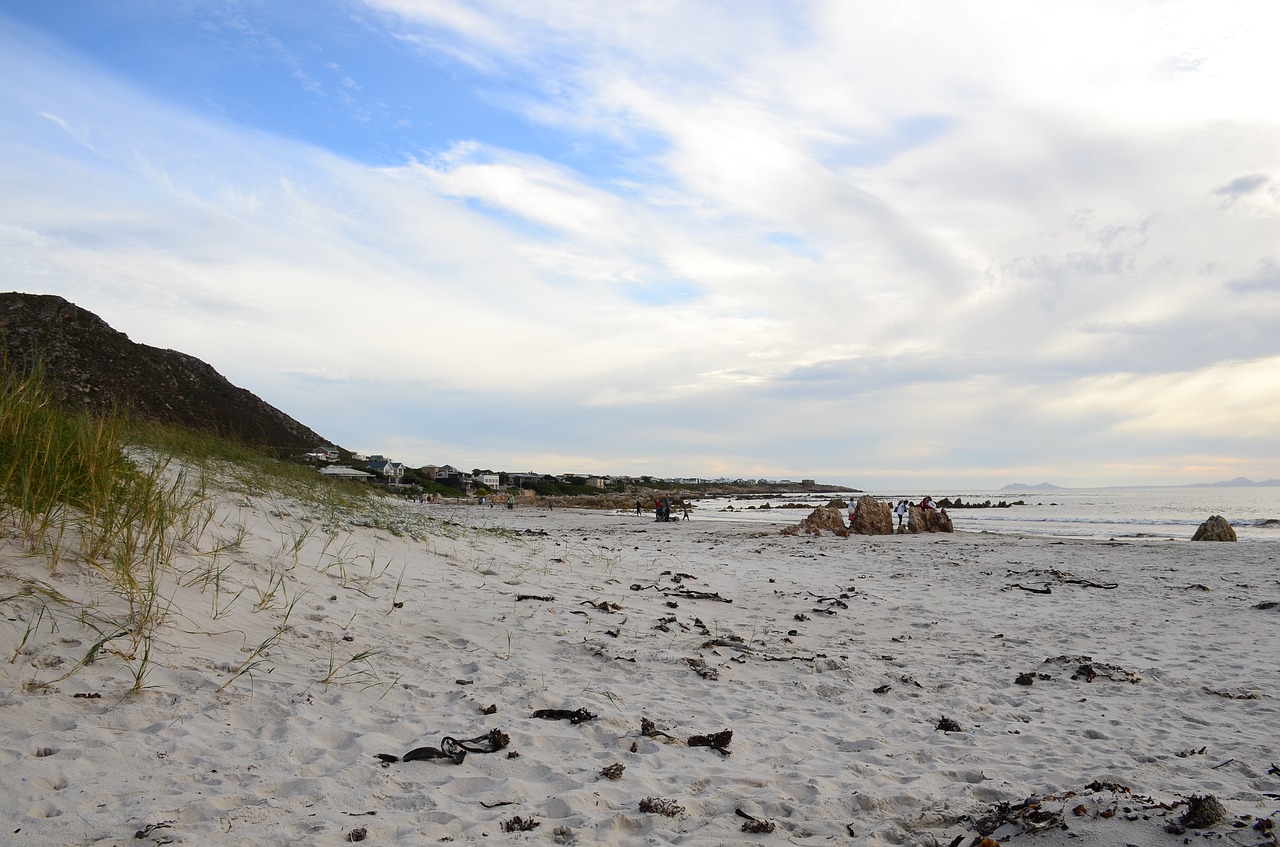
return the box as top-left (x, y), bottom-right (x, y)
top-left (1, 292), bottom-right (331, 454)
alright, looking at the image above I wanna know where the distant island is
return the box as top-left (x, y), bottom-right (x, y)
top-left (1184, 477), bottom-right (1280, 488)
top-left (1001, 482), bottom-right (1065, 491)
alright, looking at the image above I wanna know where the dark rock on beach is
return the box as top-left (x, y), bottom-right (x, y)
top-left (1191, 515), bottom-right (1237, 542)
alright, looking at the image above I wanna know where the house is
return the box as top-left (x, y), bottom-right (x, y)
top-left (473, 472), bottom-right (500, 489)
top-left (303, 446), bottom-right (341, 462)
top-left (319, 466), bottom-right (372, 482)
top-left (506, 472), bottom-right (542, 489)
top-left (365, 458), bottom-right (405, 485)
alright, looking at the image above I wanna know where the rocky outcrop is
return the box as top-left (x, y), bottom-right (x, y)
top-left (1191, 515), bottom-right (1237, 542)
top-left (849, 495), bottom-right (894, 535)
top-left (0, 292), bottom-right (332, 455)
top-left (781, 505), bottom-right (849, 537)
top-left (904, 506), bottom-right (954, 534)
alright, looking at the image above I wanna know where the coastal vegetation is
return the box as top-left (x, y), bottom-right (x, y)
top-left (0, 366), bottom-right (424, 695)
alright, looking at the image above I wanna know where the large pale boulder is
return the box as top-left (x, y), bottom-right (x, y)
top-left (1191, 515), bottom-right (1236, 542)
top-left (849, 495), bottom-right (894, 535)
top-left (904, 505), bottom-right (954, 534)
top-left (781, 505), bottom-right (850, 537)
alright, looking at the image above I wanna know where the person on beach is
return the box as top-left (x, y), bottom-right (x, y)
top-left (919, 496), bottom-right (937, 511)
top-left (636, 499), bottom-right (642, 516)
top-left (507, 494), bottom-right (515, 510)
top-left (848, 499), bottom-right (858, 526)
top-left (682, 503), bottom-right (690, 521)
top-left (895, 499), bottom-right (908, 528)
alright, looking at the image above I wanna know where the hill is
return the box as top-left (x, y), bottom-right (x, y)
top-left (1000, 481), bottom-right (1064, 491)
top-left (0, 292), bottom-right (331, 454)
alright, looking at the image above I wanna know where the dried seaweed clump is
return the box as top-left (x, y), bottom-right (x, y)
top-left (1178, 795), bottom-right (1226, 830)
top-left (600, 762), bottom-right (625, 780)
top-left (639, 797), bottom-right (686, 817)
top-left (501, 815), bottom-right (541, 832)
top-left (687, 729), bottom-right (732, 754)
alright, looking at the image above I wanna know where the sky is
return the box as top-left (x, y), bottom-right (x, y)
top-left (2, 1), bottom-right (1279, 490)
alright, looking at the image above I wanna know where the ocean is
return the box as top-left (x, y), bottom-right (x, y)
top-left (690, 486), bottom-right (1280, 543)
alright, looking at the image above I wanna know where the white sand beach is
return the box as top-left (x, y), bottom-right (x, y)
top-left (3, 484), bottom-right (1278, 846)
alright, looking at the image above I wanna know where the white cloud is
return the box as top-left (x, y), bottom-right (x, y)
top-left (2, 3), bottom-right (1279, 485)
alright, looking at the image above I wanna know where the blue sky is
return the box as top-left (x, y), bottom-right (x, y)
top-left (3, 1), bottom-right (1279, 488)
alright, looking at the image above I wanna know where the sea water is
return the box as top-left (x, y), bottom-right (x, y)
top-left (691, 486), bottom-right (1280, 543)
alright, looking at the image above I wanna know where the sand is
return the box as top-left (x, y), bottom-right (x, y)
top-left (2, 485), bottom-right (1278, 846)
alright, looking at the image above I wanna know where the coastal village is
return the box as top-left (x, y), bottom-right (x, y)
top-left (302, 445), bottom-right (827, 500)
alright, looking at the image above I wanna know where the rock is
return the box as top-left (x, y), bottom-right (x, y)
top-left (1191, 515), bottom-right (1236, 542)
top-left (781, 505), bottom-right (849, 537)
top-left (849, 495), bottom-right (894, 535)
top-left (905, 506), bottom-right (954, 534)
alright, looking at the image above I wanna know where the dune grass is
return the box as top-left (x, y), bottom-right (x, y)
top-left (0, 365), bottom-right (419, 694)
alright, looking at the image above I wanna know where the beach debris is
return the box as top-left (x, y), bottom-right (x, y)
top-left (532, 707), bottom-right (597, 724)
top-left (1004, 568), bottom-right (1118, 591)
top-left (736, 808), bottom-right (776, 833)
top-left (1042, 655), bottom-right (1141, 684)
top-left (935, 716), bottom-right (963, 732)
top-left (134, 821), bottom-right (175, 840)
top-left (481, 703), bottom-right (498, 714)
top-left (582, 600), bottom-right (623, 612)
top-left (639, 797), bottom-right (686, 817)
top-left (686, 657), bottom-right (720, 680)
top-left (345, 826), bottom-right (368, 842)
top-left (1202, 686), bottom-right (1260, 700)
top-left (600, 762), bottom-right (625, 780)
top-left (872, 684), bottom-right (891, 694)
top-left (687, 728), bottom-right (732, 754)
top-left (516, 593), bottom-right (555, 602)
top-left (377, 729), bottom-right (509, 765)
top-left (1255, 601), bottom-right (1279, 610)
top-left (402, 737), bottom-right (467, 765)
top-left (552, 824), bottom-right (576, 844)
top-left (1170, 794), bottom-right (1227, 831)
top-left (1007, 583), bottom-right (1052, 594)
top-left (640, 716), bottom-right (679, 741)
top-left (1192, 515), bottom-right (1237, 542)
top-left (973, 798), bottom-right (1062, 836)
top-left (1174, 746), bottom-right (1208, 758)
top-left (501, 815), bottom-right (541, 832)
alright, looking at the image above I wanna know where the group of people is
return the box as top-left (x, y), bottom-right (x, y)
top-left (848, 496), bottom-right (941, 529)
top-left (641, 495), bottom-right (689, 522)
